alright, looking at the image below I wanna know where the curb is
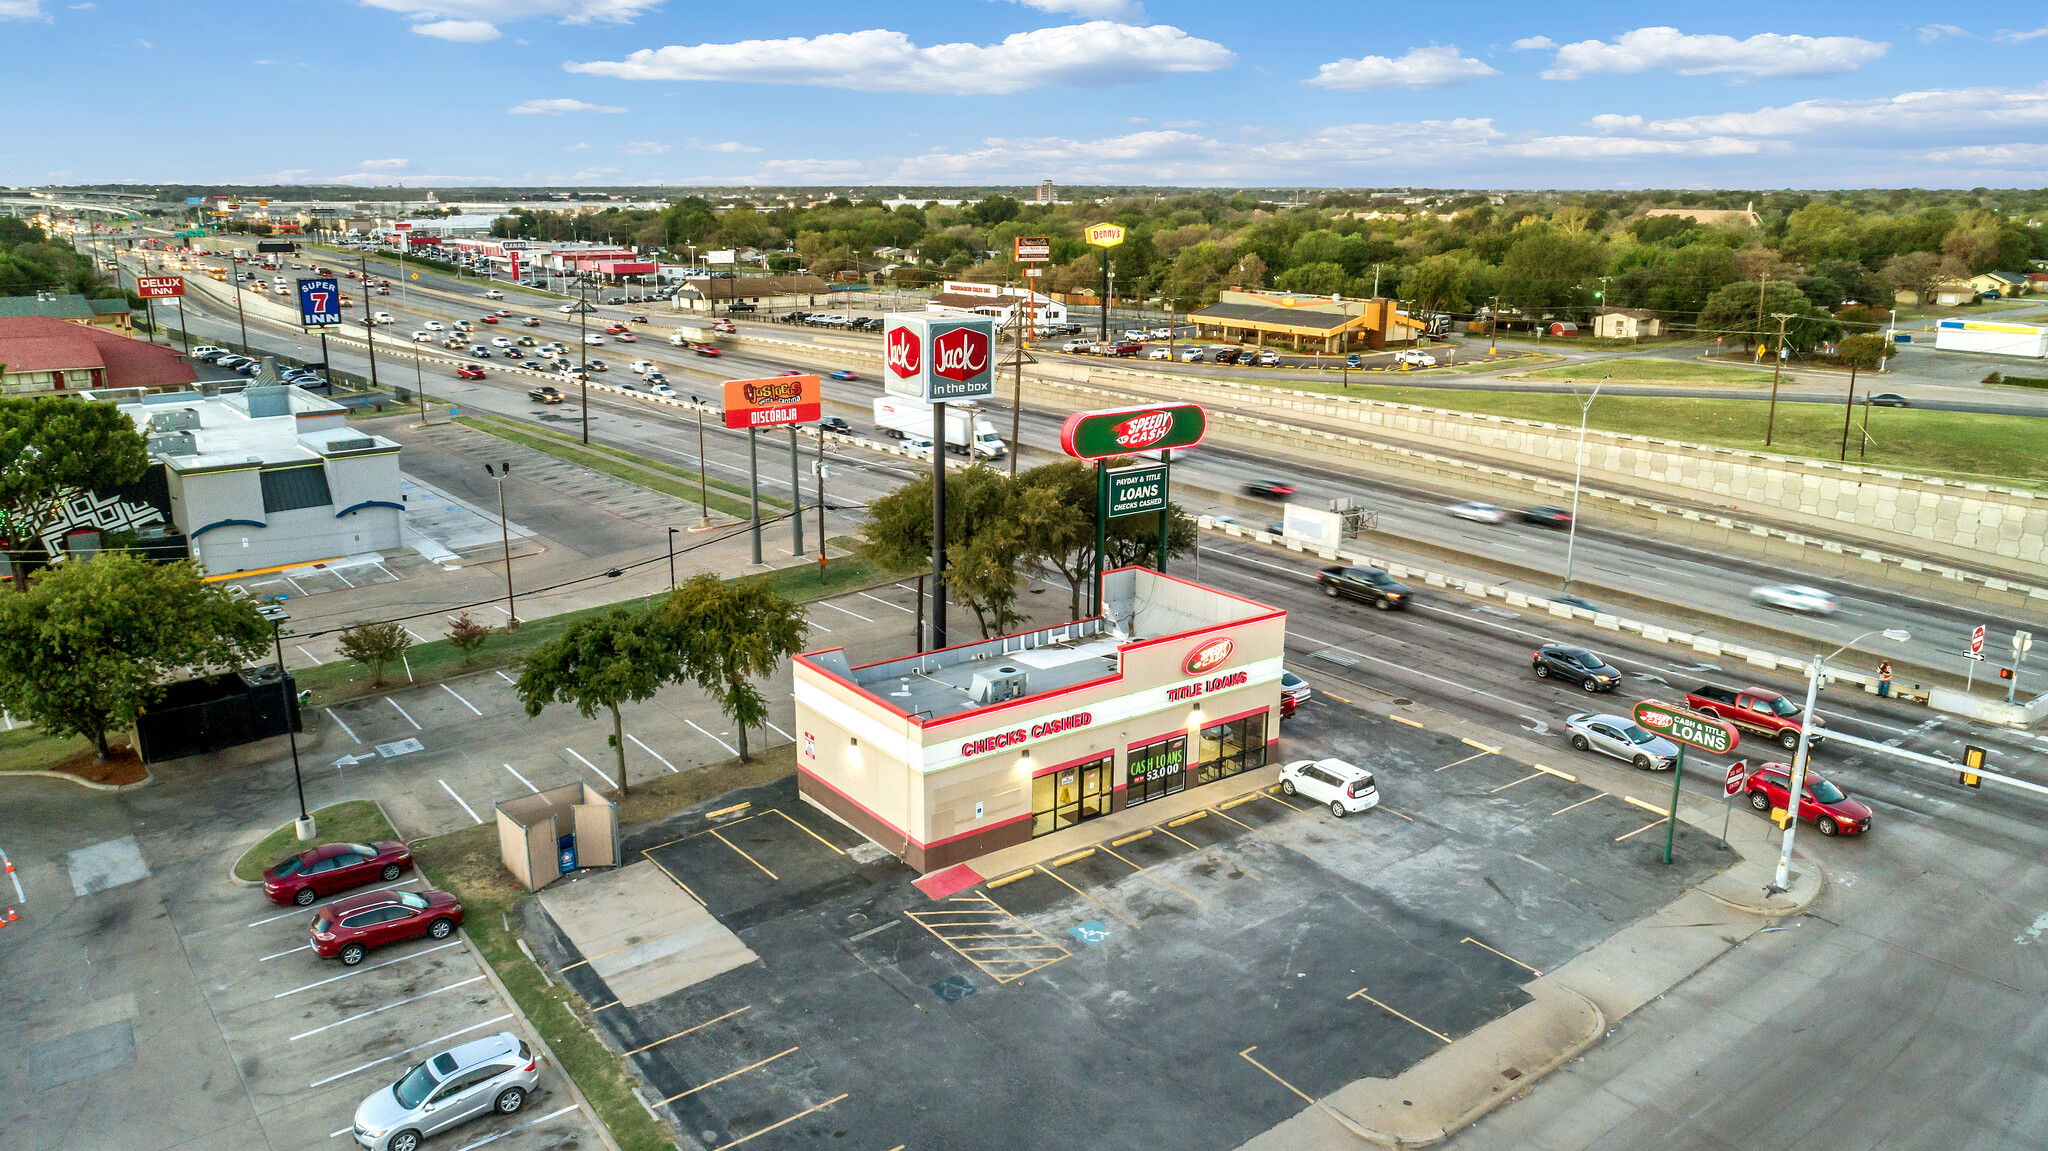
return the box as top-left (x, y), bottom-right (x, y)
top-left (228, 796), bottom-right (406, 887)
top-left (0, 763), bottom-right (155, 792)
top-left (460, 924), bottom-right (629, 1151)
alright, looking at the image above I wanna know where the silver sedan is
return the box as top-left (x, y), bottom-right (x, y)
top-left (1448, 501), bottom-right (1507, 523)
top-left (1751, 584), bottom-right (1837, 616)
top-left (1564, 712), bottom-right (1679, 770)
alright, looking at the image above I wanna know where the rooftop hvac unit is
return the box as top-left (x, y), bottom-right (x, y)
top-left (148, 408), bottom-right (200, 433)
top-left (147, 431), bottom-right (197, 456)
top-left (970, 665), bottom-right (1029, 705)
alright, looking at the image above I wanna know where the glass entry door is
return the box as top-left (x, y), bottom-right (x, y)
top-left (1033, 756), bottom-right (1111, 837)
top-left (1126, 736), bottom-right (1188, 807)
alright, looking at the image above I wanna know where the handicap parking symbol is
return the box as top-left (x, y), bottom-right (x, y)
top-left (1069, 920), bottom-right (1111, 946)
top-left (928, 974), bottom-right (978, 1003)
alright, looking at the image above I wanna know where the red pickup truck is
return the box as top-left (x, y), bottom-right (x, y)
top-left (1683, 683), bottom-right (1823, 751)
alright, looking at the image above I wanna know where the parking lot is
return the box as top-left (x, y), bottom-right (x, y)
top-left (521, 686), bottom-right (1724, 1150)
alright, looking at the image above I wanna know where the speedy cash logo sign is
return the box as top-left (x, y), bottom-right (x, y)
top-left (932, 325), bottom-right (989, 382)
top-left (1114, 409), bottom-right (1174, 450)
top-left (1183, 637), bottom-right (1235, 676)
top-left (885, 324), bottom-right (921, 379)
top-left (1638, 711), bottom-right (1673, 729)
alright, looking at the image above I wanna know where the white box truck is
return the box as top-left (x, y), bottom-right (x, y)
top-left (670, 322), bottom-right (716, 347)
top-left (872, 397), bottom-right (1007, 459)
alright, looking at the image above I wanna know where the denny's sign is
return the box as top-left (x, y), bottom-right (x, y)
top-left (1059, 403), bottom-right (1208, 461)
top-left (723, 374), bottom-right (821, 429)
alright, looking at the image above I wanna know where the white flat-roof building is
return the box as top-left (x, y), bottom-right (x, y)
top-left (93, 386), bottom-right (403, 575)
top-left (924, 280), bottom-right (1067, 331)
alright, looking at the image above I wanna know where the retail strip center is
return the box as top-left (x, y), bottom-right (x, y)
top-left (794, 567), bottom-right (1286, 871)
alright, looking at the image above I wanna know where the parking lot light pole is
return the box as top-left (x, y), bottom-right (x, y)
top-left (485, 462), bottom-right (519, 630)
top-left (260, 608), bottom-right (312, 840)
top-left (1774, 628), bottom-right (1910, 891)
top-left (667, 527), bottom-right (678, 591)
top-left (1560, 375), bottom-right (1609, 593)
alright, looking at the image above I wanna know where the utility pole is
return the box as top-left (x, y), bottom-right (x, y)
top-left (578, 272), bottom-right (590, 444)
top-left (1765, 313), bottom-right (1790, 446)
top-left (1839, 362), bottom-right (1859, 460)
top-left (1561, 375), bottom-right (1608, 593)
top-left (815, 431), bottom-right (828, 583)
top-left (357, 255), bottom-right (379, 392)
top-left (695, 405), bottom-right (711, 528)
top-left (789, 426), bottom-right (803, 556)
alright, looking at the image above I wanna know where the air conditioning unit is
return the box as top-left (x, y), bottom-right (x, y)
top-left (325, 436), bottom-right (374, 452)
top-left (148, 408), bottom-right (200, 433)
top-left (970, 665), bottom-right (1029, 705)
top-left (147, 431), bottom-right (196, 456)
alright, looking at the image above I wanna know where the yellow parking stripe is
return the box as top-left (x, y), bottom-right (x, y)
top-left (1489, 771), bottom-right (1546, 793)
top-left (1239, 1046), bottom-right (1315, 1104)
top-left (1622, 795), bottom-right (1667, 816)
top-left (1389, 715), bottom-right (1425, 729)
top-left (1461, 937), bottom-right (1542, 976)
top-left (1460, 738), bottom-right (1503, 754)
top-left (622, 1006), bottom-right (752, 1056)
top-left (713, 1094), bottom-right (849, 1150)
top-left (1036, 864), bottom-right (1140, 929)
top-left (771, 808), bottom-right (845, 854)
top-left (1615, 817), bottom-right (1668, 842)
top-left (1348, 987), bottom-right (1450, 1043)
top-left (710, 829), bottom-right (778, 880)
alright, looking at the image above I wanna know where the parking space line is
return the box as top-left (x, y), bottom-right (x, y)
top-left (566, 747), bottom-right (616, 788)
top-left (296, 645), bottom-right (324, 665)
top-left (560, 926), bottom-right (690, 973)
top-left (906, 894), bottom-right (1070, 983)
top-left (259, 944), bottom-right (312, 962)
top-left (859, 591), bottom-right (914, 613)
top-left (764, 719), bottom-right (792, 740)
top-left (1489, 771), bottom-right (1547, 793)
top-left (1347, 987), bottom-right (1451, 1043)
top-left (818, 601), bottom-right (873, 622)
top-left (1551, 794), bottom-right (1608, 816)
top-left (1534, 764), bottom-right (1578, 783)
top-left (1616, 817), bottom-right (1668, 842)
top-left (441, 684), bottom-right (482, 715)
top-left (1035, 864), bottom-right (1140, 929)
top-left (771, 808), bottom-right (845, 854)
top-left (640, 851), bottom-right (704, 904)
top-left (591, 964), bottom-right (713, 1011)
top-left (1238, 1046), bottom-right (1315, 1104)
top-left (291, 976), bottom-right (485, 1041)
top-left (808, 619), bottom-right (832, 633)
top-left (1389, 715), bottom-right (1426, 729)
top-left (325, 708), bottom-right (360, 744)
top-left (449, 1105), bottom-right (577, 1151)
top-left (504, 763), bottom-right (540, 793)
top-left (496, 671), bottom-right (516, 684)
top-left (1462, 937), bottom-right (1542, 976)
top-left (1097, 845), bottom-right (1203, 904)
top-left (1436, 751), bottom-right (1492, 772)
top-left (686, 719), bottom-right (739, 756)
top-left (1461, 738), bottom-right (1503, 754)
top-left (1376, 806), bottom-right (1415, 822)
top-left (626, 733), bottom-right (678, 772)
top-left (1622, 795), bottom-right (1667, 816)
top-left (276, 940), bottom-right (467, 998)
top-left (1324, 692), bottom-right (1354, 705)
top-left (1260, 788), bottom-right (1306, 811)
top-left (714, 1093), bottom-right (849, 1150)
top-left (1052, 848), bottom-right (1096, 866)
top-left (388, 697), bottom-right (423, 730)
top-left (247, 878), bottom-right (421, 927)
top-left (656, 1046), bottom-right (800, 1105)
top-left (307, 1013), bottom-right (515, 1088)
top-left (710, 829), bottom-right (779, 879)
top-left (622, 1005), bottom-right (752, 1056)
top-left (440, 779), bottom-right (484, 824)
top-left (1111, 829), bottom-right (1153, 846)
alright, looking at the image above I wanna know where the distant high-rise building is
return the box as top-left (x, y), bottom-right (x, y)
top-left (1034, 180), bottom-right (1056, 204)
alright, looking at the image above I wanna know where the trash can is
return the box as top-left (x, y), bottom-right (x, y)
top-left (558, 833), bottom-right (577, 874)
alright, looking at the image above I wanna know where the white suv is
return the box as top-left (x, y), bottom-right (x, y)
top-left (1279, 758), bottom-right (1379, 817)
top-left (350, 1031), bottom-right (539, 1151)
top-left (1392, 349), bottom-right (1438, 367)
top-left (483, 289), bottom-right (505, 300)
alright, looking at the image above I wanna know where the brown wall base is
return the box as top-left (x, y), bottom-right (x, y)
top-left (797, 769), bottom-right (1033, 875)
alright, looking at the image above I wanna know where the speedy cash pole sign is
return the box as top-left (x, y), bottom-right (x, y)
top-left (722, 374), bottom-right (821, 429)
top-left (1059, 403), bottom-right (1208, 461)
top-left (883, 314), bottom-right (995, 402)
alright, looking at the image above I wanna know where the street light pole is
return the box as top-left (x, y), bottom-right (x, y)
top-left (262, 609), bottom-right (312, 839)
top-left (667, 526), bottom-right (678, 591)
top-left (1774, 629), bottom-right (1910, 891)
top-left (578, 272), bottom-right (591, 444)
top-left (485, 462), bottom-right (518, 630)
top-left (1560, 375), bottom-right (1608, 594)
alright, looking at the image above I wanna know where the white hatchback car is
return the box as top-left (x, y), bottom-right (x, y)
top-left (1448, 500), bottom-right (1507, 523)
top-left (1279, 758), bottom-right (1378, 817)
top-left (1751, 584), bottom-right (1837, 615)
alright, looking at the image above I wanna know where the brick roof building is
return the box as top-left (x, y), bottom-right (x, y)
top-left (0, 292), bottom-right (134, 332)
top-left (0, 317), bottom-right (197, 396)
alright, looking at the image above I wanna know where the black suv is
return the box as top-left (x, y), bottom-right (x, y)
top-left (1532, 644), bottom-right (1620, 692)
top-left (1316, 565), bottom-right (1411, 610)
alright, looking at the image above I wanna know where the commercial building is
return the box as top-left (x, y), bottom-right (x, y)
top-left (90, 385), bottom-right (404, 574)
top-left (1591, 307), bottom-right (1664, 340)
top-left (1934, 318), bottom-right (2048, 358)
top-left (793, 568), bottom-right (1286, 872)
top-left (669, 274), bottom-right (835, 312)
top-left (0, 316), bottom-right (195, 396)
top-left (923, 280), bottom-right (1068, 330)
top-left (1189, 289), bottom-right (1427, 352)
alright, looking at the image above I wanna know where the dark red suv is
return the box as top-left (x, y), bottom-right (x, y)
top-left (1746, 763), bottom-right (1873, 837)
top-left (312, 888), bottom-right (465, 965)
top-left (263, 841), bottom-right (414, 906)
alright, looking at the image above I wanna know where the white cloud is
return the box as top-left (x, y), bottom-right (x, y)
top-left (1, 0), bottom-right (47, 19)
top-left (1922, 142), bottom-right (2048, 166)
top-left (1589, 83), bottom-right (2048, 138)
top-left (259, 169), bottom-right (311, 182)
top-left (1997, 23), bottom-right (2048, 43)
top-left (1917, 24), bottom-right (1968, 43)
top-left (694, 140), bottom-right (761, 153)
top-left (620, 141), bottom-right (668, 154)
top-left (1510, 35), bottom-right (1554, 50)
top-left (1543, 27), bottom-right (1888, 82)
top-left (1002, 0), bottom-right (1140, 15)
top-left (1162, 119), bottom-right (1206, 129)
top-left (751, 158), bottom-right (871, 181)
top-left (574, 166), bottom-right (623, 179)
top-left (1307, 44), bottom-right (1498, 91)
top-left (1507, 135), bottom-right (1765, 158)
top-left (566, 21), bottom-right (1234, 95)
top-left (44, 169), bottom-right (73, 179)
top-left (563, 142), bottom-right (593, 150)
top-left (359, 158), bottom-right (410, 170)
top-left (360, 0), bottom-right (661, 26)
top-left (412, 19), bottom-right (499, 41)
top-left (508, 97), bottom-right (627, 114)
top-left (253, 58), bottom-right (279, 65)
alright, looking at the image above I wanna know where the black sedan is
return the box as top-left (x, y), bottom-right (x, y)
top-left (1244, 479), bottom-right (1297, 500)
top-left (1867, 393), bottom-right (1910, 407)
top-left (1521, 506), bottom-right (1574, 528)
top-left (1532, 644), bottom-right (1621, 692)
top-left (1316, 565), bottom-right (1410, 610)
top-left (819, 417), bottom-right (853, 435)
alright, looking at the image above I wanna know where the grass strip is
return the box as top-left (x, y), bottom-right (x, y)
top-left (410, 745), bottom-right (798, 1151)
top-left (1519, 358), bottom-right (1775, 384)
top-left (232, 799), bottom-right (399, 881)
top-left (454, 413), bottom-right (782, 520)
top-left (0, 726), bottom-right (95, 772)
top-left (291, 551), bottom-right (904, 706)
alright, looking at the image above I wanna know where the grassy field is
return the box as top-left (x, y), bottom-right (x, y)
top-left (454, 413), bottom-right (779, 521)
top-left (411, 745), bottom-right (797, 1151)
top-left (0, 727), bottom-right (95, 772)
top-left (232, 799), bottom-right (400, 881)
top-left (1520, 358), bottom-right (1775, 385)
top-left (291, 545), bottom-right (903, 706)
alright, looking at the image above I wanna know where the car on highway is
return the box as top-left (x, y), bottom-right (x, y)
top-left (1393, 350), bottom-right (1438, 367)
top-left (260, 840), bottom-right (413, 906)
top-left (1685, 683), bottom-right (1821, 751)
top-left (453, 320), bottom-right (473, 332)
top-left (819, 416), bottom-right (853, 435)
top-left (489, 336), bottom-right (512, 348)
top-left (692, 344), bottom-right (721, 357)
top-left (456, 365), bottom-right (485, 379)
top-left (1751, 584), bottom-right (1837, 616)
top-left (1745, 763), bottom-right (1872, 836)
top-left (350, 1031), bottom-right (540, 1151)
top-left (1563, 712), bottom-right (1678, 770)
top-left (631, 359), bottom-right (656, 374)
top-left (423, 320), bottom-right (444, 331)
top-left (520, 360), bottom-right (545, 371)
top-left (584, 334), bottom-right (605, 344)
top-left (411, 331), bottom-right (433, 343)
top-left (557, 303), bottom-right (579, 313)
top-left (1316, 565), bottom-right (1411, 610)
top-left (1532, 644), bottom-right (1621, 692)
top-left (630, 315), bottom-right (649, 324)
top-left (522, 317), bottom-right (542, 327)
top-left (604, 324), bottom-right (628, 335)
top-left (1552, 594), bottom-right (1601, 612)
top-left (647, 383), bottom-right (675, 397)
top-left (1448, 501), bottom-right (1506, 523)
top-left (1520, 506), bottom-right (1574, 528)
top-left (643, 371), bottom-right (667, 385)
top-left (372, 311), bottom-right (395, 324)
top-left (480, 315), bottom-right (498, 324)
top-left (483, 289), bottom-right (504, 299)
top-left (712, 320), bottom-right (737, 333)
top-left (585, 359), bottom-right (608, 372)
top-left (311, 887), bottom-right (464, 966)
top-left (1243, 479), bottom-right (1296, 499)
top-left (1278, 758), bottom-right (1378, 817)
top-left (1867, 393), bottom-right (1910, 407)
top-left (442, 337), bottom-right (465, 350)
top-left (829, 368), bottom-right (859, 380)
top-left (611, 333), bottom-right (635, 343)
top-left (1279, 670), bottom-right (1312, 706)
top-left (468, 346), bottom-right (490, 358)
top-left (516, 335), bottom-right (538, 346)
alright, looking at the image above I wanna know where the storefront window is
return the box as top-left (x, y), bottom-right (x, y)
top-left (1126, 736), bottom-right (1187, 807)
top-left (1197, 714), bottom-right (1267, 785)
top-left (1032, 756), bottom-right (1110, 837)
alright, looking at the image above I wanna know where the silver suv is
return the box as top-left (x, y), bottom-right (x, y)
top-left (352, 1032), bottom-right (539, 1151)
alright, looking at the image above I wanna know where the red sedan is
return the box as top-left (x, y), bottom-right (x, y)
top-left (693, 344), bottom-right (721, 357)
top-left (480, 315), bottom-right (499, 324)
top-left (604, 324), bottom-right (629, 335)
top-left (262, 840), bottom-right (413, 906)
top-left (311, 888), bottom-right (465, 965)
top-left (1746, 763), bottom-right (1873, 836)
top-left (456, 365), bottom-right (486, 380)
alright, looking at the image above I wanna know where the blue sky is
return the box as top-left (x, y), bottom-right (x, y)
top-left (5, 0), bottom-right (2045, 189)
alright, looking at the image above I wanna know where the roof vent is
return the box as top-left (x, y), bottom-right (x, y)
top-left (970, 667), bottom-right (1029, 705)
top-left (147, 431), bottom-right (196, 456)
top-left (148, 408), bottom-right (200, 433)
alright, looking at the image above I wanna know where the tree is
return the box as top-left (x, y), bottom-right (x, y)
top-left (338, 621), bottom-right (411, 689)
top-left (860, 467), bottom-right (1025, 639)
top-left (1016, 461), bottom-right (1099, 618)
top-left (447, 613), bottom-right (492, 665)
top-left (1495, 228), bottom-right (1604, 320)
top-left (0, 553), bottom-right (268, 758)
top-left (1881, 251), bottom-right (1944, 304)
top-left (1104, 502), bottom-right (1199, 571)
top-left (0, 397), bottom-right (151, 586)
top-left (660, 574), bottom-right (808, 763)
top-left (516, 607), bottom-right (679, 795)
top-left (1696, 279), bottom-right (1842, 351)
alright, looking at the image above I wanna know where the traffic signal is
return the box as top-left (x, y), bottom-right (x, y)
top-left (1999, 667), bottom-right (2014, 680)
top-left (1960, 744), bottom-right (1985, 789)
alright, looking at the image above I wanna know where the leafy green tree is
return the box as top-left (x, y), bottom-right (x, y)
top-left (1016, 461), bottom-right (1098, 618)
top-left (0, 397), bottom-right (151, 584)
top-left (0, 553), bottom-right (268, 758)
top-left (1837, 333), bottom-right (1896, 369)
top-left (516, 607), bottom-right (679, 794)
top-left (337, 621), bottom-right (411, 689)
top-left (860, 466), bottom-right (1025, 639)
top-left (660, 575), bottom-right (808, 763)
top-left (1104, 502), bottom-right (1198, 571)
top-left (1696, 279), bottom-right (1843, 351)
top-left (1495, 228), bottom-right (1604, 320)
